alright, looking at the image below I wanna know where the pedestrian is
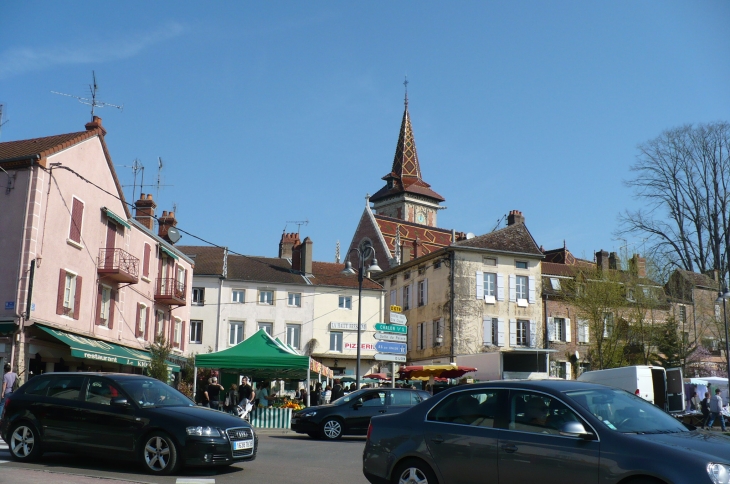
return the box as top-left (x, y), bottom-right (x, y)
top-left (300, 386), bottom-right (308, 404)
top-left (204, 377), bottom-right (225, 410)
top-left (690, 391), bottom-right (700, 411)
top-left (701, 391), bottom-right (711, 427)
top-left (331, 379), bottom-right (344, 401)
top-left (0, 363), bottom-right (17, 415)
top-left (324, 385), bottom-right (332, 404)
top-left (257, 380), bottom-right (277, 407)
top-left (238, 376), bottom-right (255, 409)
top-left (313, 382), bottom-right (322, 405)
top-left (225, 383), bottom-right (239, 413)
top-left (706, 388), bottom-right (726, 431)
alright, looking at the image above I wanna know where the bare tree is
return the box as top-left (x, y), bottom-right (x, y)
top-left (618, 122), bottom-right (730, 283)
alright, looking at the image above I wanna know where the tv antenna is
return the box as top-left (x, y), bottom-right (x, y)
top-left (491, 214), bottom-right (506, 232)
top-left (284, 220), bottom-right (309, 234)
top-left (121, 157), bottom-right (172, 203)
top-left (51, 71), bottom-right (123, 120)
top-left (0, 103), bottom-right (8, 140)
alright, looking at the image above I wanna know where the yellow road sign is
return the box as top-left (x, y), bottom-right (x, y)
top-left (390, 305), bottom-right (402, 313)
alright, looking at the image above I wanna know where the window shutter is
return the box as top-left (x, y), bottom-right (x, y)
top-left (509, 275), bottom-right (516, 302)
top-left (181, 321), bottom-right (187, 351)
top-left (408, 324), bottom-right (413, 351)
top-left (565, 361), bottom-right (572, 380)
top-left (497, 318), bottom-right (505, 346)
top-left (483, 318), bottom-right (492, 345)
top-left (69, 197), bottom-right (84, 243)
top-left (417, 323), bottom-right (423, 350)
top-left (95, 285), bottom-right (103, 326)
top-left (509, 319), bottom-right (517, 346)
top-left (108, 291), bottom-right (115, 330)
top-left (529, 320), bottom-right (536, 348)
top-left (390, 290), bottom-right (396, 306)
top-left (409, 283), bottom-right (414, 310)
top-left (423, 278), bottom-right (428, 305)
top-left (136, 304), bottom-right (142, 338)
top-left (145, 307), bottom-right (150, 340)
top-left (143, 243), bottom-right (151, 277)
top-left (497, 273), bottom-right (505, 301)
top-left (547, 317), bottom-right (555, 342)
top-left (425, 321), bottom-right (432, 347)
top-left (73, 276), bottom-right (82, 320)
top-left (476, 271), bottom-right (484, 299)
top-left (56, 269), bottom-right (66, 315)
top-left (565, 318), bottom-right (572, 343)
top-left (528, 276), bottom-right (536, 304)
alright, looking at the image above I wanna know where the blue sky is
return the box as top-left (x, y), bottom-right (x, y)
top-left (2, 2), bottom-right (729, 264)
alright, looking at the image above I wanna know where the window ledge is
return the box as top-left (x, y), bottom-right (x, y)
top-left (66, 238), bottom-right (83, 250)
top-left (517, 299), bottom-right (529, 307)
top-left (484, 295), bottom-right (496, 304)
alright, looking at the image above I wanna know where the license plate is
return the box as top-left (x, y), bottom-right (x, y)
top-left (233, 440), bottom-right (253, 450)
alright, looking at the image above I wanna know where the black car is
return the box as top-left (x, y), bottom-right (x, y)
top-left (0, 372), bottom-right (257, 475)
top-left (291, 387), bottom-right (430, 440)
top-left (363, 379), bottom-right (730, 484)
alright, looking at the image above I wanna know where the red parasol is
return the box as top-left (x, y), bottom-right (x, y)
top-left (398, 364), bottom-right (477, 380)
top-left (363, 373), bottom-right (390, 381)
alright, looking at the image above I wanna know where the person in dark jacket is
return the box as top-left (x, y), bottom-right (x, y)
top-left (225, 383), bottom-right (240, 413)
top-left (205, 377), bottom-right (225, 410)
top-left (331, 379), bottom-right (344, 401)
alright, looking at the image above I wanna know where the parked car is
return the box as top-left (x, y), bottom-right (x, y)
top-left (0, 372), bottom-right (257, 475)
top-left (363, 379), bottom-right (730, 484)
top-left (292, 387), bottom-right (430, 440)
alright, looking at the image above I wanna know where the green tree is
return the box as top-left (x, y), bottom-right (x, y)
top-left (654, 317), bottom-right (697, 370)
top-left (147, 335), bottom-right (173, 383)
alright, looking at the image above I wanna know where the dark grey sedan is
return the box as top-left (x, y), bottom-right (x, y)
top-left (363, 380), bottom-right (730, 484)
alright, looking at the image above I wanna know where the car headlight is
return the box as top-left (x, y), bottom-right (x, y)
top-left (708, 463), bottom-right (730, 483)
top-left (300, 411), bottom-right (317, 417)
top-left (186, 426), bottom-right (221, 437)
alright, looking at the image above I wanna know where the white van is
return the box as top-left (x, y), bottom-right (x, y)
top-left (577, 365), bottom-right (685, 413)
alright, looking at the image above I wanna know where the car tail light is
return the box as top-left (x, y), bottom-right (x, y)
top-left (366, 423), bottom-right (373, 441)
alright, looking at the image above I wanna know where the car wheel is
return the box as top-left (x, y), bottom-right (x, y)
top-left (8, 423), bottom-right (42, 462)
top-left (321, 418), bottom-right (343, 440)
top-left (141, 431), bottom-right (180, 475)
top-left (392, 459), bottom-right (438, 484)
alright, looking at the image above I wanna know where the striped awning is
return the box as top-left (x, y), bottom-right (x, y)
top-left (102, 207), bottom-right (131, 229)
top-left (160, 245), bottom-right (179, 260)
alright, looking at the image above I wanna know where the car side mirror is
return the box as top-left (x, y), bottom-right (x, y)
top-left (110, 397), bottom-right (130, 407)
top-left (559, 421), bottom-right (595, 440)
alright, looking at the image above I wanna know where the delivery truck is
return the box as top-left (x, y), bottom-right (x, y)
top-left (577, 365), bottom-right (685, 412)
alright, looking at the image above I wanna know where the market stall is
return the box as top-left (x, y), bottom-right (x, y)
top-left (398, 363), bottom-right (478, 393)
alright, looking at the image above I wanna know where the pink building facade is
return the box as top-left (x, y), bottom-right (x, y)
top-left (0, 117), bottom-right (192, 382)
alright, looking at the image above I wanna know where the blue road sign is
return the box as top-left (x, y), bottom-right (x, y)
top-left (374, 341), bottom-right (407, 355)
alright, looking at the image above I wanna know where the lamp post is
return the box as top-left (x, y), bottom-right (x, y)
top-left (342, 246), bottom-right (382, 389)
top-left (716, 287), bottom-right (730, 381)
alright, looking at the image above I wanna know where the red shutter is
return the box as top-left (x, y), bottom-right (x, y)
top-left (56, 269), bottom-right (66, 315)
top-left (135, 303), bottom-right (141, 338)
top-left (108, 291), bottom-right (115, 330)
top-left (73, 275), bottom-right (82, 320)
top-left (181, 321), bottom-right (187, 351)
top-left (144, 307), bottom-right (150, 341)
top-left (95, 285), bottom-right (103, 326)
top-left (143, 244), bottom-right (150, 278)
top-left (69, 198), bottom-right (84, 243)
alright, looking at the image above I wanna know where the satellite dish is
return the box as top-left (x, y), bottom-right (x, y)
top-left (167, 227), bottom-right (182, 244)
top-left (466, 232), bottom-right (475, 239)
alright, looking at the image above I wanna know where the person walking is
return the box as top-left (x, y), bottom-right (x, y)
top-left (204, 377), bottom-right (225, 410)
top-left (706, 388), bottom-right (726, 431)
top-left (701, 391), bottom-right (711, 427)
top-left (238, 376), bottom-right (255, 409)
top-left (0, 364), bottom-right (17, 415)
top-left (312, 382), bottom-right (322, 406)
top-left (324, 385), bottom-right (332, 404)
top-left (690, 391), bottom-right (700, 411)
top-left (225, 383), bottom-right (239, 414)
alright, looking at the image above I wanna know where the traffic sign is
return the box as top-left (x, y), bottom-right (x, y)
top-left (374, 332), bottom-right (407, 343)
top-left (375, 341), bottom-right (407, 354)
top-left (374, 323), bottom-right (408, 334)
top-left (390, 312), bottom-right (407, 325)
top-left (374, 354), bottom-right (407, 362)
top-left (390, 305), bottom-right (402, 313)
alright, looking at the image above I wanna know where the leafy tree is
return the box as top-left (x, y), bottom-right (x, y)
top-left (146, 335), bottom-right (172, 383)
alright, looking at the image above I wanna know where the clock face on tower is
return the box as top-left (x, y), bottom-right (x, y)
top-left (417, 212), bottom-right (426, 224)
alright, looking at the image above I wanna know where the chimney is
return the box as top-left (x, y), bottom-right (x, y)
top-left (279, 232), bottom-right (300, 259)
top-left (629, 254), bottom-right (647, 278)
top-left (412, 237), bottom-right (422, 259)
top-left (158, 210), bottom-right (178, 243)
top-left (507, 210), bottom-right (525, 226)
top-left (292, 237), bottom-right (313, 275)
top-left (596, 250), bottom-right (609, 272)
top-left (134, 193), bottom-right (156, 231)
top-left (85, 116), bottom-right (107, 135)
top-left (608, 252), bottom-right (620, 270)
top-left (402, 245), bottom-right (412, 263)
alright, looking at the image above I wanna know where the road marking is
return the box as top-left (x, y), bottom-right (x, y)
top-left (175, 480), bottom-right (216, 484)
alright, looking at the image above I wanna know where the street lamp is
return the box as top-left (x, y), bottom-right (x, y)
top-left (342, 246), bottom-right (382, 389)
top-left (715, 287), bottom-right (730, 381)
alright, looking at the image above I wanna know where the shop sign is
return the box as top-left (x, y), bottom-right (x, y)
top-left (330, 322), bottom-right (367, 331)
top-left (344, 342), bottom-right (375, 350)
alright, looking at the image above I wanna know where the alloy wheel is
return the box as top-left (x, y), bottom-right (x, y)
top-left (322, 419), bottom-right (342, 439)
top-left (398, 467), bottom-right (429, 484)
top-left (10, 425), bottom-right (35, 458)
top-left (144, 435), bottom-right (171, 471)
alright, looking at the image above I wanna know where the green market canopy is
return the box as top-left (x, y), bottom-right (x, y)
top-left (195, 329), bottom-right (312, 379)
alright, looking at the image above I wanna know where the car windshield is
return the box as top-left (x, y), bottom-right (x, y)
top-left (119, 378), bottom-right (193, 408)
top-left (565, 388), bottom-right (688, 434)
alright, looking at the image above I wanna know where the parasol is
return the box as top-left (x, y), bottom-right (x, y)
top-left (398, 363), bottom-right (477, 380)
top-left (363, 373), bottom-right (390, 381)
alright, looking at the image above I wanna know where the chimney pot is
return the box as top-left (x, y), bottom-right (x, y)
top-left (507, 210), bottom-right (525, 226)
top-left (134, 193), bottom-right (157, 231)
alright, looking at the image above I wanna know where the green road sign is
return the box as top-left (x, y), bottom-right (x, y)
top-left (374, 323), bottom-right (408, 334)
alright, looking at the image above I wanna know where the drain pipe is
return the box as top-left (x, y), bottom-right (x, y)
top-left (450, 249), bottom-right (456, 363)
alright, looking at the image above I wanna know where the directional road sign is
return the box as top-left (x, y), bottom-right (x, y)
top-left (389, 312), bottom-right (407, 325)
top-left (390, 305), bottom-right (402, 313)
top-left (375, 341), bottom-right (407, 354)
top-left (374, 323), bottom-right (408, 334)
top-left (374, 354), bottom-right (407, 362)
top-left (374, 332), bottom-right (407, 343)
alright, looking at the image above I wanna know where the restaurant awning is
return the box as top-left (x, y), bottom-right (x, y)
top-left (37, 325), bottom-right (180, 372)
top-left (102, 207), bottom-right (131, 230)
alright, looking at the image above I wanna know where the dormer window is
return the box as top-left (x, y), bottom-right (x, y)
top-left (387, 179), bottom-right (394, 189)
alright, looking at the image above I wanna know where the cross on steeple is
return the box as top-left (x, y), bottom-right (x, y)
top-left (403, 76), bottom-right (409, 107)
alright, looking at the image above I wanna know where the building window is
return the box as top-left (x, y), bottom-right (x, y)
top-left (138, 304), bottom-right (148, 337)
top-left (679, 306), bottom-right (687, 324)
top-left (484, 257), bottom-right (497, 266)
top-left (63, 272), bottom-right (77, 314)
top-left (258, 322), bottom-right (273, 335)
top-left (555, 317), bottom-right (565, 342)
top-left (550, 278), bottom-right (561, 291)
top-left (432, 319), bottom-right (443, 347)
top-left (174, 318), bottom-right (182, 347)
top-left (232, 290), bottom-right (245, 303)
top-left (577, 319), bottom-right (589, 343)
top-left (99, 286), bottom-right (111, 326)
top-left (404, 271), bottom-right (411, 280)
top-left (490, 318), bottom-right (498, 345)
top-left (288, 293), bottom-right (302, 307)
top-left (190, 320), bottom-right (203, 344)
top-left (156, 310), bottom-right (164, 337)
top-left (390, 276), bottom-right (397, 286)
top-left (515, 261), bottom-right (528, 269)
top-left (230, 321), bottom-right (244, 345)
top-left (192, 287), bottom-right (204, 305)
top-left (286, 324), bottom-right (301, 349)
top-left (604, 313), bottom-right (614, 336)
top-left (434, 259), bottom-right (441, 269)
top-left (330, 331), bottom-right (343, 352)
top-left (259, 290), bottom-right (274, 305)
top-left (403, 285), bottom-right (411, 310)
top-left (417, 322), bottom-right (424, 350)
top-left (338, 296), bottom-right (352, 309)
top-left (516, 320), bottom-right (529, 346)
top-left (418, 280), bottom-right (428, 306)
top-left (418, 266), bottom-right (425, 275)
top-left (516, 275), bottom-right (528, 300)
top-left (484, 273), bottom-right (496, 297)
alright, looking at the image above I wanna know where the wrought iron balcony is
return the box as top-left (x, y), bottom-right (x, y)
top-left (97, 248), bottom-right (139, 283)
top-left (155, 277), bottom-right (187, 305)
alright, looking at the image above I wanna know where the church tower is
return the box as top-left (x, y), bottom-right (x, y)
top-left (369, 89), bottom-right (445, 227)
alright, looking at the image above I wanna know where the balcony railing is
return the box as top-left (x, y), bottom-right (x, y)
top-left (155, 277), bottom-right (187, 305)
top-left (97, 248), bottom-right (139, 284)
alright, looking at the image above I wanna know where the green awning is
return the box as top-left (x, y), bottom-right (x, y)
top-left (0, 323), bottom-right (17, 334)
top-left (37, 325), bottom-right (180, 372)
top-left (102, 207), bottom-right (131, 230)
top-left (160, 245), bottom-right (179, 260)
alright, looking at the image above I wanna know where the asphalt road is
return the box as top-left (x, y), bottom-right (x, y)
top-left (0, 430), bottom-right (371, 484)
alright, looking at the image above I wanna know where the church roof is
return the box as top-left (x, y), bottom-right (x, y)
top-left (370, 100), bottom-right (445, 203)
top-left (374, 214), bottom-right (455, 257)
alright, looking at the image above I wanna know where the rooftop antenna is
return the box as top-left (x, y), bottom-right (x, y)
top-left (403, 75), bottom-right (409, 107)
top-left (285, 220), bottom-right (309, 234)
top-left (121, 157), bottom-right (172, 204)
top-left (491, 214), bottom-right (506, 232)
top-left (51, 71), bottom-right (123, 120)
top-left (0, 103), bottom-right (8, 140)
